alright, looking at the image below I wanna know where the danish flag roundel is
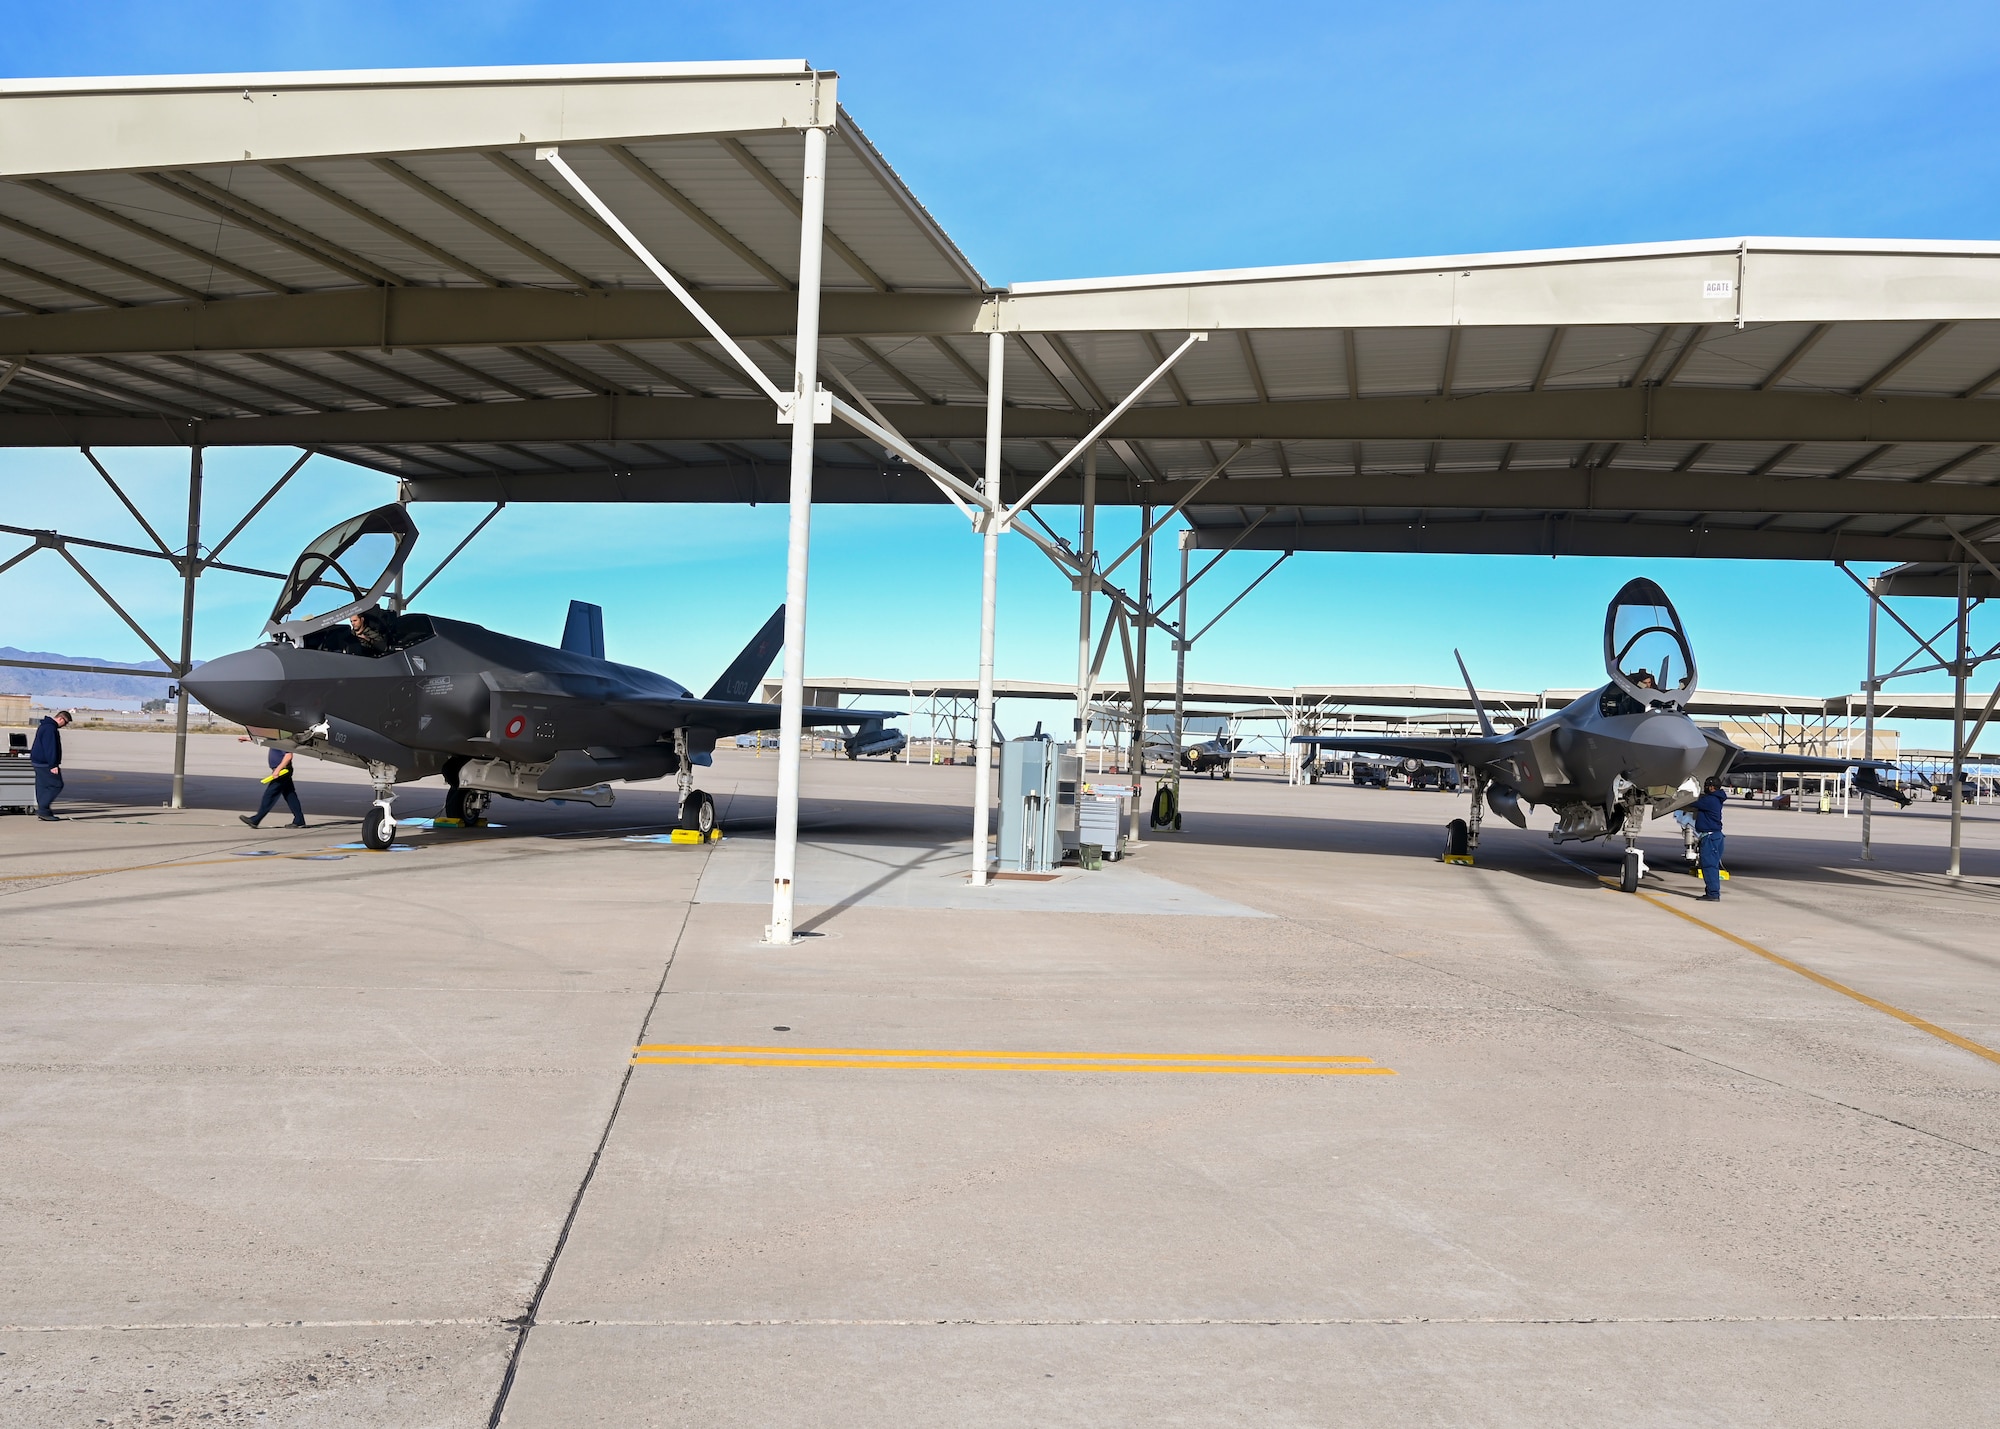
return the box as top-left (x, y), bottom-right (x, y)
top-left (504, 715), bottom-right (526, 739)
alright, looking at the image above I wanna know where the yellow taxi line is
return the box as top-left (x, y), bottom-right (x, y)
top-left (633, 1042), bottom-right (1373, 1063)
top-left (632, 1056), bottom-right (1394, 1076)
top-left (1631, 889), bottom-right (2000, 1069)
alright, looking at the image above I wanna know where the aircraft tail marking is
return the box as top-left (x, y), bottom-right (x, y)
top-left (561, 600), bottom-right (605, 660)
top-left (1454, 649), bottom-right (1497, 737)
top-left (704, 605), bottom-right (786, 702)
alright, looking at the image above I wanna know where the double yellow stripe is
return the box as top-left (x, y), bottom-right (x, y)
top-left (631, 1043), bottom-right (1394, 1076)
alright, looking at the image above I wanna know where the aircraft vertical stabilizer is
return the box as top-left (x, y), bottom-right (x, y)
top-left (703, 605), bottom-right (786, 701)
top-left (561, 600), bottom-right (605, 660)
top-left (1454, 649), bottom-right (1497, 736)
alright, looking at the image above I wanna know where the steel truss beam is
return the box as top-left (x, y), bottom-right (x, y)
top-left (20, 386), bottom-right (2000, 451)
top-left (369, 462), bottom-right (2000, 524)
top-left (1185, 517), bottom-right (1983, 564)
top-left (0, 289), bottom-right (983, 358)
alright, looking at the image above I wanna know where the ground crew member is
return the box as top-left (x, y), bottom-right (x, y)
top-left (1691, 775), bottom-right (1727, 901)
top-left (30, 708), bottom-right (71, 821)
top-left (238, 741), bottom-right (306, 828)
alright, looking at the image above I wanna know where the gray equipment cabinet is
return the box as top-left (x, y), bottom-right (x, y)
top-left (1076, 790), bottom-right (1123, 859)
top-left (997, 737), bottom-right (1079, 873)
top-left (0, 745), bottom-right (37, 813)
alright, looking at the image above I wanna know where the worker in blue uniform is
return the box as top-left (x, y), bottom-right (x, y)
top-left (240, 743), bottom-right (306, 829)
top-left (1691, 776), bottom-right (1727, 901)
top-left (30, 708), bottom-right (72, 821)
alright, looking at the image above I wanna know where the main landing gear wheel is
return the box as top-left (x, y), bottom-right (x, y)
top-left (443, 786), bottom-right (469, 822)
top-left (679, 790), bottom-right (715, 838)
top-left (1620, 848), bottom-right (1643, 893)
top-left (1444, 818), bottom-right (1470, 858)
top-left (362, 801), bottom-right (396, 851)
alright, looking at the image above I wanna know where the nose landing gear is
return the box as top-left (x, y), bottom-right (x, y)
top-left (1616, 795), bottom-right (1648, 892)
top-left (362, 762), bottom-right (399, 851)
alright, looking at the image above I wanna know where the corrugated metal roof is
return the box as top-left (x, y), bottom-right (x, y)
top-left (4, 68), bottom-right (2000, 564)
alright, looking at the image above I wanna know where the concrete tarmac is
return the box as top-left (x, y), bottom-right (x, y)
top-left (3, 732), bottom-right (1997, 1426)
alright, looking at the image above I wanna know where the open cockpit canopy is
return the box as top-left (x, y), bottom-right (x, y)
top-left (1602, 578), bottom-right (1697, 710)
top-left (266, 504), bottom-right (417, 642)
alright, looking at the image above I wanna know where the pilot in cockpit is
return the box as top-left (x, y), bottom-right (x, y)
top-left (349, 607), bottom-right (393, 655)
top-left (1601, 669), bottom-right (1656, 718)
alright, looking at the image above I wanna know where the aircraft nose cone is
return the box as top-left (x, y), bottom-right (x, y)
top-left (182, 646), bottom-right (285, 725)
top-left (1625, 713), bottom-right (1708, 788)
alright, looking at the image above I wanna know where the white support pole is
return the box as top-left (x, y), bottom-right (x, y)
top-left (1172, 532), bottom-right (1190, 821)
top-left (1074, 445), bottom-right (1097, 745)
top-left (971, 330), bottom-right (1005, 886)
top-left (765, 125), bottom-right (829, 945)
top-left (1862, 585), bottom-right (1878, 861)
top-left (1129, 504), bottom-right (1151, 847)
top-left (170, 446), bottom-right (202, 810)
top-left (1949, 562), bottom-right (1969, 878)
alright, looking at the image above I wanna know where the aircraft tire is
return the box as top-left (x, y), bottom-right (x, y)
top-left (1444, 818), bottom-right (1470, 858)
top-left (1620, 849), bottom-right (1642, 893)
top-left (362, 802), bottom-right (395, 851)
top-left (443, 786), bottom-right (468, 822)
top-left (680, 790), bottom-right (716, 837)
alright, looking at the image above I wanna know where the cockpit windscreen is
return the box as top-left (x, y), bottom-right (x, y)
top-left (266, 505), bottom-right (417, 640)
top-left (1602, 578), bottom-right (1697, 709)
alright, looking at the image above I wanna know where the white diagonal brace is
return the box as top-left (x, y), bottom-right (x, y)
top-left (1947, 522), bottom-right (2000, 591)
top-left (1190, 551), bottom-right (1292, 644)
top-left (1000, 332), bottom-right (1208, 527)
top-left (1100, 441), bottom-right (1249, 580)
top-left (820, 371), bottom-right (979, 520)
top-left (830, 395), bottom-right (992, 517)
top-left (537, 147), bottom-right (784, 406)
top-left (1151, 508), bottom-right (1275, 621)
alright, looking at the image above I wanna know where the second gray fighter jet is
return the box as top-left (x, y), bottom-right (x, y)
top-left (1294, 578), bottom-right (1905, 890)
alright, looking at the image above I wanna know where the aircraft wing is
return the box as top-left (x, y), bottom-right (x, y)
top-left (1292, 733), bottom-right (1514, 766)
top-left (1722, 750), bottom-right (1893, 775)
top-left (1721, 749), bottom-right (1912, 806)
top-left (611, 697), bottom-right (900, 736)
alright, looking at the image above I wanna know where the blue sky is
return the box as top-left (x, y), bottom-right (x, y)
top-left (5, 2), bottom-right (1999, 745)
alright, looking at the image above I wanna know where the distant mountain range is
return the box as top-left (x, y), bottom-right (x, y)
top-left (0, 648), bottom-right (200, 701)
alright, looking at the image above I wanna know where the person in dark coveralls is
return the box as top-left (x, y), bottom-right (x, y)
top-left (239, 741), bottom-right (306, 828)
top-left (30, 708), bottom-right (72, 821)
top-left (1691, 775), bottom-right (1728, 901)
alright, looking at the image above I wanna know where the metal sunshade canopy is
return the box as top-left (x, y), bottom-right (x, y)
top-left (994, 243), bottom-right (2000, 565)
top-left (0, 61), bottom-right (988, 491)
top-left (3, 65), bottom-right (2000, 565)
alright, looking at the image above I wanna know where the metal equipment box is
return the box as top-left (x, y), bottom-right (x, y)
top-left (1076, 794), bottom-right (1123, 860)
top-left (0, 754), bottom-right (37, 813)
top-left (997, 737), bottom-right (1077, 873)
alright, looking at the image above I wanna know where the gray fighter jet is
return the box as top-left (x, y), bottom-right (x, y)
top-left (1293, 578), bottom-right (1907, 891)
top-left (186, 505), bottom-right (898, 849)
top-left (1182, 735), bottom-right (1241, 778)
